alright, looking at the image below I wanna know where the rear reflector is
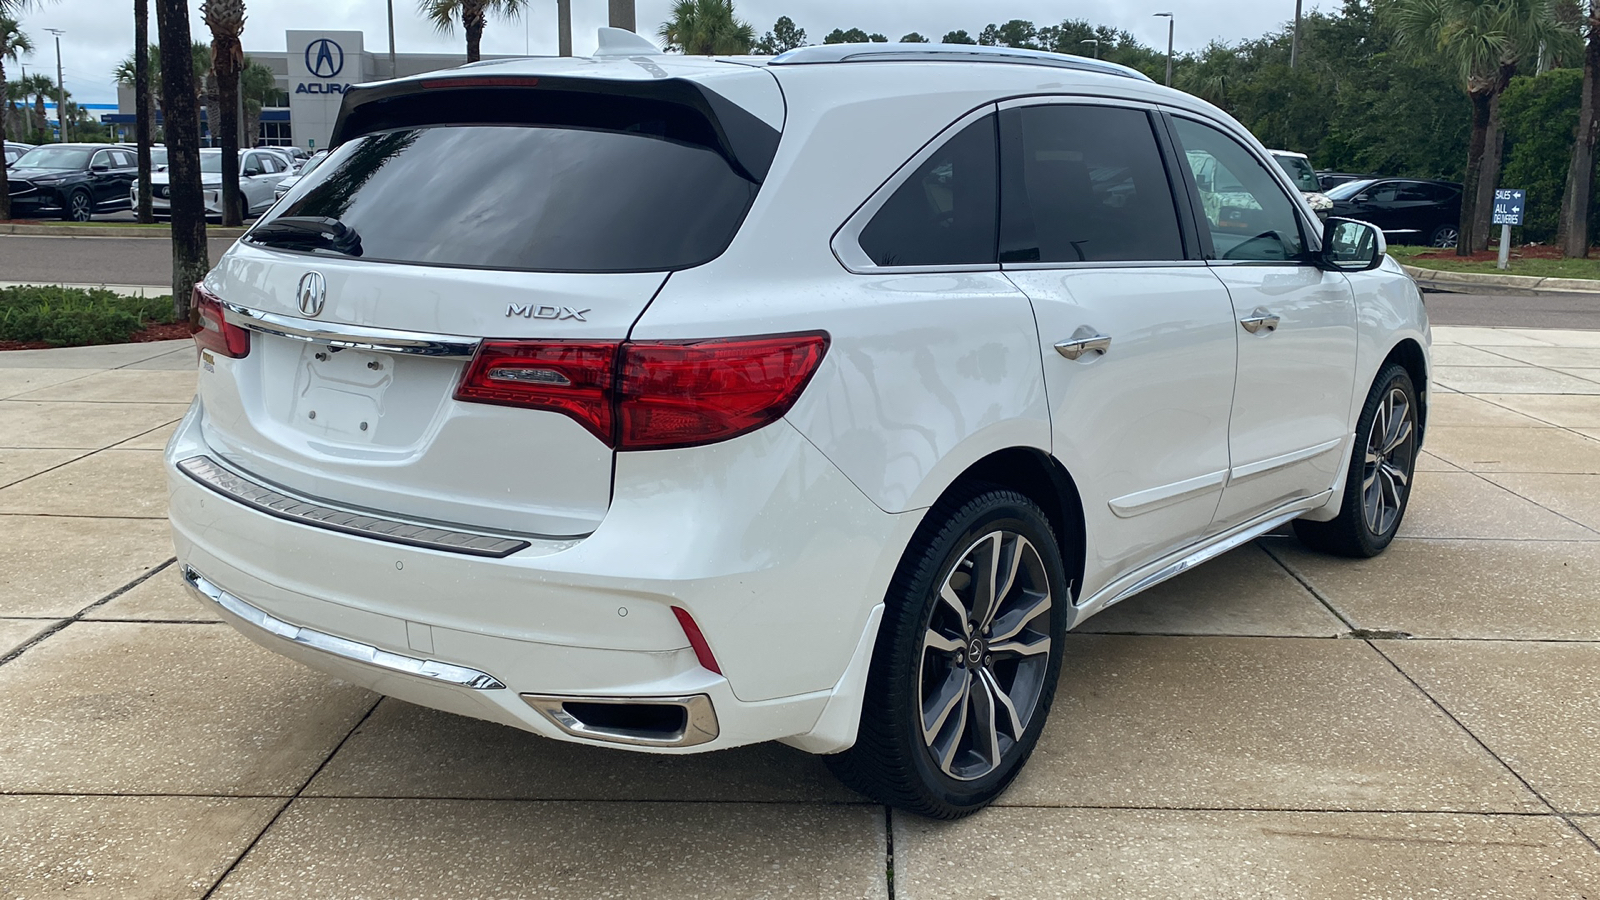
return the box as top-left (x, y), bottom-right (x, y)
top-left (671, 606), bottom-right (722, 675)
top-left (192, 284), bottom-right (251, 359)
top-left (453, 332), bottom-right (829, 451)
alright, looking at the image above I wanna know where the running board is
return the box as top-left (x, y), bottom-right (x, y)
top-left (1076, 491), bottom-right (1331, 619)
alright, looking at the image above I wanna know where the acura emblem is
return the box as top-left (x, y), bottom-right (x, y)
top-left (296, 272), bottom-right (327, 318)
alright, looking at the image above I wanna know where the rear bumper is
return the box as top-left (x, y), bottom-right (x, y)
top-left (166, 398), bottom-right (917, 753)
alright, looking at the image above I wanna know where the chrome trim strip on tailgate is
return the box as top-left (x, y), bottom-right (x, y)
top-left (177, 455), bottom-right (533, 558)
top-left (220, 301), bottom-right (481, 357)
top-left (182, 566), bottom-right (507, 690)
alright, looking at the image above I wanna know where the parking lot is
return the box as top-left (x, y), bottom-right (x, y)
top-left (0, 321), bottom-right (1594, 897)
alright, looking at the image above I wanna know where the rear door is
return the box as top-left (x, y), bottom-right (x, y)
top-left (1167, 114), bottom-right (1358, 529)
top-left (997, 99), bottom-right (1239, 595)
top-left (199, 74), bottom-right (782, 538)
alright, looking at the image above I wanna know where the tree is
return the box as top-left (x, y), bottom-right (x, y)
top-left (1559, 2), bottom-right (1600, 256)
top-left (155, 0), bottom-right (207, 321)
top-left (239, 57), bottom-right (276, 145)
top-left (658, 0), bottom-right (755, 55)
top-left (754, 14), bottom-right (804, 54)
top-left (1391, 0), bottom-right (1579, 255)
top-left (202, 0), bottom-right (245, 226)
top-left (419, 0), bottom-right (526, 64)
top-left (979, 20), bottom-right (1040, 48)
top-left (134, 0), bottom-right (152, 223)
top-left (823, 28), bottom-right (884, 44)
top-left (942, 30), bottom-right (976, 44)
top-left (900, 32), bottom-right (928, 43)
top-left (0, 16), bottom-right (29, 219)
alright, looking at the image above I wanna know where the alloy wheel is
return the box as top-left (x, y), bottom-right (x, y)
top-left (69, 193), bottom-right (92, 222)
top-left (1363, 386), bottom-right (1415, 536)
top-left (918, 530), bottom-right (1053, 781)
top-left (1430, 227), bottom-right (1458, 248)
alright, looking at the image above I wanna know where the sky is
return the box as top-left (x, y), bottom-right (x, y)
top-left (9, 0), bottom-right (1326, 108)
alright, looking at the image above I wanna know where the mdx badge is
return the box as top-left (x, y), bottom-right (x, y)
top-left (507, 304), bottom-right (589, 321)
top-left (297, 272), bottom-right (327, 318)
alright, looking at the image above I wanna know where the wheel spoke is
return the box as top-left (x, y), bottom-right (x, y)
top-left (923, 629), bottom-right (964, 655)
top-left (938, 583), bottom-right (971, 638)
top-left (1381, 461), bottom-right (1409, 488)
top-left (1364, 476), bottom-right (1384, 533)
top-left (1383, 418), bottom-right (1413, 455)
top-left (991, 633), bottom-right (1051, 659)
top-left (978, 667), bottom-right (1026, 739)
top-left (983, 536), bottom-right (1026, 633)
top-left (969, 534), bottom-right (1003, 633)
top-left (989, 589), bottom-right (1050, 643)
top-left (934, 677), bottom-right (970, 776)
top-left (967, 670), bottom-right (1003, 771)
top-left (922, 667), bottom-right (969, 746)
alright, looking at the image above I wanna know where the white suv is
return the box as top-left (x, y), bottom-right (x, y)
top-left (169, 35), bottom-right (1428, 817)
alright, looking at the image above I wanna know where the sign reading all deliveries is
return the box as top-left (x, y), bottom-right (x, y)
top-left (1493, 189), bottom-right (1526, 226)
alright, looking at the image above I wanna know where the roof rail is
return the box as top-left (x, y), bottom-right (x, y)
top-left (768, 43), bottom-right (1154, 82)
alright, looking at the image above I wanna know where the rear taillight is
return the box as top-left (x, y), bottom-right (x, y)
top-left (454, 332), bottom-right (829, 451)
top-left (192, 285), bottom-right (251, 359)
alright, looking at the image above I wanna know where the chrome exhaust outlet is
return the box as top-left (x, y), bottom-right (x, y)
top-left (520, 693), bottom-right (719, 748)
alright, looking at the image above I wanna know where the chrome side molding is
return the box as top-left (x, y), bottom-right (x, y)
top-left (521, 693), bottom-right (720, 748)
top-left (182, 566), bottom-right (507, 690)
top-left (220, 301), bottom-right (481, 358)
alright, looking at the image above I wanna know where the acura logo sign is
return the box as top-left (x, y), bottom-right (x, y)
top-left (297, 272), bottom-right (327, 318)
top-left (306, 38), bottom-right (345, 79)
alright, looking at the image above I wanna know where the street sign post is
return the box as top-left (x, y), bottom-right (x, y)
top-left (1493, 189), bottom-right (1526, 270)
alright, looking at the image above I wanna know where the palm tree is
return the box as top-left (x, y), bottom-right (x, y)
top-left (239, 57), bottom-right (276, 145)
top-left (658, 0), bottom-right (755, 55)
top-left (1559, 3), bottom-right (1600, 257)
top-left (1390, 0), bottom-right (1578, 256)
top-left (134, 0), bottom-right (153, 222)
top-left (202, 0), bottom-right (246, 225)
top-left (155, 0), bottom-right (208, 320)
top-left (1, 8), bottom-right (38, 221)
top-left (418, 0), bottom-right (526, 64)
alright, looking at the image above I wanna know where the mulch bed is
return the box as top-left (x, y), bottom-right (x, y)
top-left (0, 321), bottom-right (192, 352)
top-left (1411, 244), bottom-right (1563, 263)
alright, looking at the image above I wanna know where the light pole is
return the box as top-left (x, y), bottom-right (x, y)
top-left (1079, 38), bottom-right (1099, 59)
top-left (387, 0), bottom-right (397, 77)
top-left (1153, 13), bottom-right (1173, 87)
top-left (1290, 0), bottom-right (1303, 68)
top-left (608, 0), bottom-right (635, 32)
top-left (45, 28), bottom-right (66, 142)
top-left (558, 0), bottom-right (573, 56)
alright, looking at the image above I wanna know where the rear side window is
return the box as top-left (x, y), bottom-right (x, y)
top-left (998, 105), bottom-right (1184, 263)
top-left (858, 115), bottom-right (998, 267)
top-left (271, 122), bottom-right (760, 273)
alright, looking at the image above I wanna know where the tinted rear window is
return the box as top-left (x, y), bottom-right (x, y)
top-left (266, 123), bottom-right (760, 272)
top-left (858, 115), bottom-right (999, 267)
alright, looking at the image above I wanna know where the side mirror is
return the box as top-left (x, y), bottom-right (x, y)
top-left (90, 164), bottom-right (109, 173)
top-left (1322, 217), bottom-right (1386, 272)
top-left (244, 166), bottom-right (263, 177)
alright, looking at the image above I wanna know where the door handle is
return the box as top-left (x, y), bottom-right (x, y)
top-left (1054, 329), bottom-right (1113, 360)
top-left (1239, 308), bottom-right (1280, 335)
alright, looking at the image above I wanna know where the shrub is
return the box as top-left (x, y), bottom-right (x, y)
top-left (0, 286), bottom-right (176, 347)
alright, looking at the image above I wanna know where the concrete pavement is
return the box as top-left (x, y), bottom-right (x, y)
top-left (0, 235), bottom-right (240, 289)
top-left (2, 329), bottom-right (1600, 897)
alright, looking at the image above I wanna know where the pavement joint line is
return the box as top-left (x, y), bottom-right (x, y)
top-left (883, 805), bottom-right (896, 900)
top-left (0, 557), bottom-right (176, 668)
top-left (1073, 630), bottom-right (1600, 643)
top-left (1460, 467), bottom-right (1600, 537)
top-left (1257, 540), bottom-right (1360, 633)
top-left (1362, 639), bottom-right (1600, 855)
top-left (0, 791), bottom-right (886, 805)
top-left (0, 513), bottom-right (170, 520)
top-left (0, 449), bottom-right (95, 492)
top-left (0, 419), bottom-right (174, 493)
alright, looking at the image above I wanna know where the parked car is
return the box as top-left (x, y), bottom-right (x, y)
top-left (1317, 170), bottom-right (1373, 191)
top-left (3, 141), bottom-right (35, 168)
top-left (170, 36), bottom-right (1428, 819)
top-left (272, 148), bottom-right (329, 200)
top-left (1269, 149), bottom-right (1333, 217)
top-left (6, 143), bottom-right (136, 221)
top-left (116, 144), bottom-right (170, 171)
top-left (144, 147), bottom-right (293, 221)
top-left (1324, 177), bottom-right (1463, 247)
top-left (254, 146), bottom-right (302, 173)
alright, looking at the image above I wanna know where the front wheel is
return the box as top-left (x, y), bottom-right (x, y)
top-left (1429, 225), bottom-right (1459, 249)
top-left (826, 485), bottom-right (1068, 818)
top-left (63, 190), bottom-right (93, 223)
top-left (1294, 363), bottom-right (1419, 557)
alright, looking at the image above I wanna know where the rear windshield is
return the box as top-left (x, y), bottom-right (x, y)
top-left (1272, 154), bottom-right (1320, 193)
top-left (264, 123), bottom-right (760, 273)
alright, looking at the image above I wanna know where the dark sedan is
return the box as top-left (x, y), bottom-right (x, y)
top-left (6, 144), bottom-right (137, 221)
top-left (1324, 177), bottom-right (1463, 247)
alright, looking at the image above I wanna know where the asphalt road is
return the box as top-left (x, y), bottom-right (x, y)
top-left (4, 232), bottom-right (1600, 329)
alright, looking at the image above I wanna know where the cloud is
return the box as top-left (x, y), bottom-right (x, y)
top-left (9, 0), bottom-right (1320, 107)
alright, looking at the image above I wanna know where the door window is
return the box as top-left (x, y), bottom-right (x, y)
top-left (858, 114), bottom-right (999, 267)
top-left (998, 105), bottom-right (1184, 263)
top-left (90, 150), bottom-right (112, 170)
top-left (1172, 118), bottom-right (1306, 262)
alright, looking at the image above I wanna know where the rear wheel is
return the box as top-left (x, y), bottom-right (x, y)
top-left (1429, 224), bottom-right (1459, 248)
top-left (1294, 364), bottom-right (1419, 557)
top-left (63, 190), bottom-right (93, 222)
top-left (826, 485), bottom-right (1067, 818)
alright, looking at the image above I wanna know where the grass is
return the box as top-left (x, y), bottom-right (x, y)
top-left (1387, 245), bottom-right (1600, 280)
top-left (0, 286), bottom-right (175, 346)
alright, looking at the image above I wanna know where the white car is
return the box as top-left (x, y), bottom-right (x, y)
top-left (272, 149), bottom-right (329, 200)
top-left (1271, 149), bottom-right (1335, 216)
top-left (144, 147), bottom-right (291, 220)
top-left (169, 34), bottom-right (1429, 817)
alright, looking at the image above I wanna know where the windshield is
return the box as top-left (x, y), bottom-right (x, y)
top-left (15, 147), bottom-right (92, 170)
top-left (1326, 178), bottom-right (1376, 201)
top-left (298, 151), bottom-right (329, 176)
top-left (151, 147), bottom-right (167, 166)
top-left (1272, 153), bottom-right (1321, 193)
top-left (199, 153), bottom-right (223, 174)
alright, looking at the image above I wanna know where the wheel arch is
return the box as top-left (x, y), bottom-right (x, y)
top-left (1382, 337), bottom-right (1429, 440)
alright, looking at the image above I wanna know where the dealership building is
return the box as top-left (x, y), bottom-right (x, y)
top-left (112, 30), bottom-right (515, 150)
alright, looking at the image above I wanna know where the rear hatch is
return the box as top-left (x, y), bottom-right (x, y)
top-left (194, 61), bottom-right (783, 539)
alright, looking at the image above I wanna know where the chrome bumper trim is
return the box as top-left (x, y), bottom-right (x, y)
top-left (182, 566), bottom-right (507, 690)
top-left (177, 455), bottom-right (531, 558)
top-left (521, 693), bottom-right (720, 748)
top-left (219, 301), bottom-right (481, 358)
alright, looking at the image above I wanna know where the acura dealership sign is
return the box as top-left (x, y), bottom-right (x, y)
top-left (288, 30), bottom-right (364, 148)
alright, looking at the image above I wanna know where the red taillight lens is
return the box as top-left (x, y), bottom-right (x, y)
top-left (453, 332), bottom-right (829, 451)
top-left (671, 606), bottom-right (722, 675)
top-left (617, 333), bottom-right (830, 451)
top-left (192, 285), bottom-right (251, 359)
top-left (453, 340), bottom-right (618, 444)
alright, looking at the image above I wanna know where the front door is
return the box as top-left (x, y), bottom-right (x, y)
top-left (1168, 116), bottom-right (1359, 528)
top-left (997, 100), bottom-right (1239, 598)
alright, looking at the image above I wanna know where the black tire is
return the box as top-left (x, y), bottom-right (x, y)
top-left (1429, 224), bottom-right (1459, 249)
top-left (826, 483), bottom-right (1069, 818)
top-left (62, 190), bottom-right (93, 223)
top-left (1293, 363), bottom-right (1419, 558)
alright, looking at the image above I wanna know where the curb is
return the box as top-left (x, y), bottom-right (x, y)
top-left (1402, 264), bottom-right (1600, 294)
top-left (0, 223), bottom-right (249, 239)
